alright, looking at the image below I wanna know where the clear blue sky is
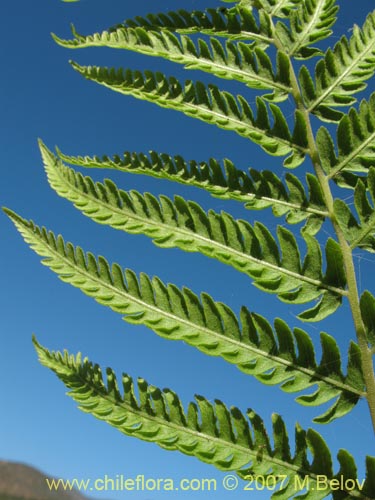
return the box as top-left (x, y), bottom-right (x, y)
top-left (1, 1), bottom-right (375, 499)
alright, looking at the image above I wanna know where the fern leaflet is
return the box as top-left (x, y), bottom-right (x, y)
top-left (274, 0), bottom-right (338, 59)
top-left (316, 94), bottom-right (375, 180)
top-left (33, 337), bottom-right (375, 500)
top-left (53, 143), bottom-right (327, 232)
top-left (69, 62), bottom-right (308, 168)
top-left (250, 0), bottom-right (302, 20)
top-left (299, 11), bottom-right (375, 122)
top-left (110, 5), bottom-right (273, 45)
top-left (360, 291), bottom-right (375, 348)
top-left (334, 168), bottom-right (375, 253)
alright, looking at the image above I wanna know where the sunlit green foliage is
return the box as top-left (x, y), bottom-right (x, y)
top-left (5, 1), bottom-right (375, 498)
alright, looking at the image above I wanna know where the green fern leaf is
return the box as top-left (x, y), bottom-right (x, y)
top-left (250, 0), bottom-right (302, 20)
top-left (274, 0), bottom-right (338, 60)
top-left (32, 337), bottom-right (375, 500)
top-left (3, 208), bottom-right (361, 421)
top-left (28, 152), bottom-right (346, 320)
top-left (300, 11), bottom-right (375, 122)
top-left (52, 27), bottom-right (292, 102)
top-left (109, 5), bottom-right (273, 46)
top-left (360, 291), bottom-right (375, 347)
top-left (333, 168), bottom-right (375, 253)
top-left (69, 62), bottom-right (308, 167)
top-left (316, 94), bottom-right (375, 182)
top-left (51, 143), bottom-right (327, 232)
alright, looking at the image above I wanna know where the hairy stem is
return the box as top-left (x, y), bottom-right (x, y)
top-left (271, 31), bottom-right (375, 436)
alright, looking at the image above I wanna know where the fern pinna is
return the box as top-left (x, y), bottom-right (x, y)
top-left (4, 1), bottom-right (375, 498)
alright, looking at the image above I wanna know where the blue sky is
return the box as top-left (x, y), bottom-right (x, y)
top-left (1, 1), bottom-right (375, 499)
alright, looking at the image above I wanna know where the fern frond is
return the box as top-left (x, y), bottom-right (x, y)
top-left (5, 204), bottom-right (360, 420)
top-left (274, 0), bottom-right (338, 59)
top-left (334, 168), bottom-right (375, 253)
top-left (316, 94), bottom-right (375, 180)
top-left (33, 337), bottom-right (375, 500)
top-left (52, 144), bottom-right (328, 232)
top-left (299, 11), bottom-right (375, 122)
top-left (53, 27), bottom-right (291, 102)
top-left (27, 153), bottom-right (346, 320)
top-left (70, 62), bottom-right (308, 168)
top-left (109, 5), bottom-right (273, 45)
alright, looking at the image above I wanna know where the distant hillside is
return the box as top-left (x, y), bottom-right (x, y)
top-left (0, 461), bottom-right (90, 500)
